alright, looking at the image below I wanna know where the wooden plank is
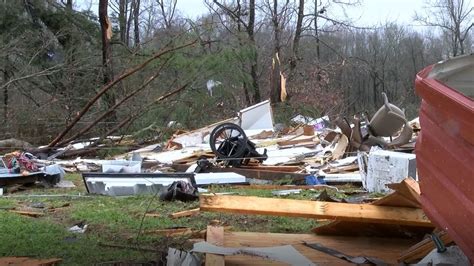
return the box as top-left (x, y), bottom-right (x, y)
top-left (278, 141), bottom-right (319, 149)
top-left (170, 208), bottom-right (200, 219)
top-left (398, 231), bottom-right (453, 263)
top-left (277, 135), bottom-right (316, 146)
top-left (331, 134), bottom-right (348, 160)
top-left (8, 210), bottom-right (45, 218)
top-left (200, 195), bottom-right (432, 227)
top-left (223, 231), bottom-right (416, 265)
top-left (170, 164), bottom-right (307, 182)
top-left (206, 226), bottom-right (225, 266)
top-left (313, 177), bottom-right (431, 237)
top-left (327, 164), bottom-right (359, 174)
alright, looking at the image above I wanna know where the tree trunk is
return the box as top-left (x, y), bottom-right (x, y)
top-left (66, 0), bottom-right (73, 10)
top-left (270, 53), bottom-right (282, 104)
top-left (272, 0), bottom-right (281, 57)
top-left (99, 0), bottom-right (117, 128)
top-left (248, 0), bottom-right (260, 103)
top-left (289, 0), bottom-right (304, 81)
top-left (314, 4), bottom-right (321, 82)
top-left (134, 0), bottom-right (140, 47)
top-left (119, 0), bottom-right (128, 44)
top-left (3, 70), bottom-right (8, 125)
top-left (126, 0), bottom-right (134, 47)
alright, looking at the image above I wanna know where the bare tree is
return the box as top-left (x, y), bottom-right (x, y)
top-left (134, 0), bottom-right (140, 46)
top-left (210, 0), bottom-right (261, 104)
top-left (415, 0), bottom-right (474, 56)
top-left (157, 0), bottom-right (177, 29)
top-left (289, 0), bottom-right (304, 80)
top-left (263, 0), bottom-right (291, 103)
top-left (118, 0), bottom-right (129, 44)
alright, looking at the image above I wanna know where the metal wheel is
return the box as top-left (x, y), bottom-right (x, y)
top-left (209, 123), bottom-right (247, 159)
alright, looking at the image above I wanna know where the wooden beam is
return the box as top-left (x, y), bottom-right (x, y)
top-left (227, 184), bottom-right (333, 190)
top-left (170, 208), bottom-right (200, 219)
top-left (171, 164), bottom-right (307, 182)
top-left (206, 226), bottom-right (225, 266)
top-left (398, 231), bottom-right (453, 263)
top-left (200, 195), bottom-right (432, 227)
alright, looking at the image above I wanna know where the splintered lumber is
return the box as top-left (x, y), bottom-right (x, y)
top-left (223, 231), bottom-right (417, 265)
top-left (331, 134), bottom-right (349, 160)
top-left (313, 177), bottom-right (433, 237)
top-left (200, 195), bottom-right (432, 227)
top-left (206, 226), bottom-right (225, 266)
top-left (327, 164), bottom-right (359, 174)
top-left (8, 210), bottom-right (45, 218)
top-left (277, 135), bottom-right (317, 146)
top-left (170, 208), bottom-right (200, 219)
top-left (278, 141), bottom-right (319, 149)
top-left (398, 231), bottom-right (453, 263)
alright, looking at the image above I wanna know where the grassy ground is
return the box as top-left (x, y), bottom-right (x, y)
top-left (0, 174), bottom-right (340, 265)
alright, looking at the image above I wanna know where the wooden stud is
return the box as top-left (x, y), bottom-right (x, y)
top-left (206, 226), bottom-right (225, 266)
top-left (169, 208), bottom-right (200, 219)
top-left (200, 195), bottom-right (432, 227)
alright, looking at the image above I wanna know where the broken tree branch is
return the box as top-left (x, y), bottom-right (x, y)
top-left (89, 82), bottom-right (190, 147)
top-left (55, 58), bottom-right (172, 147)
top-left (46, 40), bottom-right (197, 148)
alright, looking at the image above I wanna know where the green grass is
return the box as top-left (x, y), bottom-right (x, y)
top-left (0, 174), bottom-right (328, 265)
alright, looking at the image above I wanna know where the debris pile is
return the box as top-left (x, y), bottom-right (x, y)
top-left (0, 95), bottom-right (470, 265)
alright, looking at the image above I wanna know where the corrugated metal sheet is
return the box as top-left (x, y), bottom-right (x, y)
top-left (415, 58), bottom-right (474, 262)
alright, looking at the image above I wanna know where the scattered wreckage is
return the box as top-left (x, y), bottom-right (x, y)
top-left (0, 55), bottom-right (472, 265)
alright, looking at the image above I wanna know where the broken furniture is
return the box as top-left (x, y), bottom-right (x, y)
top-left (209, 123), bottom-right (267, 167)
top-left (336, 92), bottom-right (413, 151)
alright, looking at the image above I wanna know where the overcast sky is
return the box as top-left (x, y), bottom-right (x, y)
top-left (76, 0), bottom-right (473, 28)
top-left (173, 0), bottom-right (425, 26)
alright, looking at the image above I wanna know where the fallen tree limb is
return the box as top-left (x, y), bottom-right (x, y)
top-left (89, 82), bottom-right (190, 147)
top-left (55, 58), bottom-right (172, 147)
top-left (200, 195), bottom-right (432, 227)
top-left (47, 40), bottom-right (197, 148)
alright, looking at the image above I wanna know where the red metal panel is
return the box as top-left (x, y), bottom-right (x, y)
top-left (415, 64), bottom-right (474, 262)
